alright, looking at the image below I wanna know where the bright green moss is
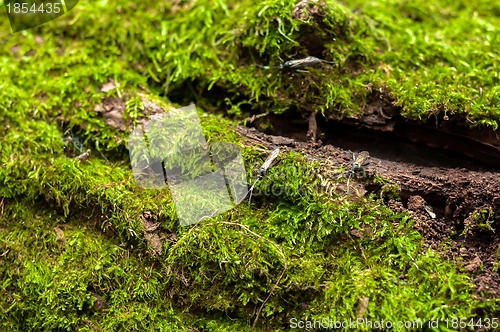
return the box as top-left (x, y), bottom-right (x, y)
top-left (346, 0), bottom-right (500, 128)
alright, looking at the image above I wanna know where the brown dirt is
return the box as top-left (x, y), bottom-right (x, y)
top-left (95, 97), bottom-right (127, 131)
top-left (141, 210), bottom-right (164, 256)
top-left (236, 125), bottom-right (500, 298)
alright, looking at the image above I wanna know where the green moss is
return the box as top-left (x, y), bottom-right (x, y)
top-left (3, 0), bottom-right (500, 124)
top-left (2, 0), bottom-right (500, 330)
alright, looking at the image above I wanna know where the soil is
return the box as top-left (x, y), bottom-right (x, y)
top-left (236, 125), bottom-right (500, 298)
top-left (254, 90), bottom-right (500, 170)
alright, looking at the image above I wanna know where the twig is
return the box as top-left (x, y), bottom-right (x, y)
top-left (251, 113), bottom-right (268, 123)
top-left (253, 146), bottom-right (271, 153)
top-left (241, 113), bottom-right (268, 125)
top-left (247, 179), bottom-right (260, 204)
top-left (197, 209), bottom-right (220, 223)
top-left (75, 149), bottom-right (91, 162)
top-left (247, 136), bottom-right (270, 147)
